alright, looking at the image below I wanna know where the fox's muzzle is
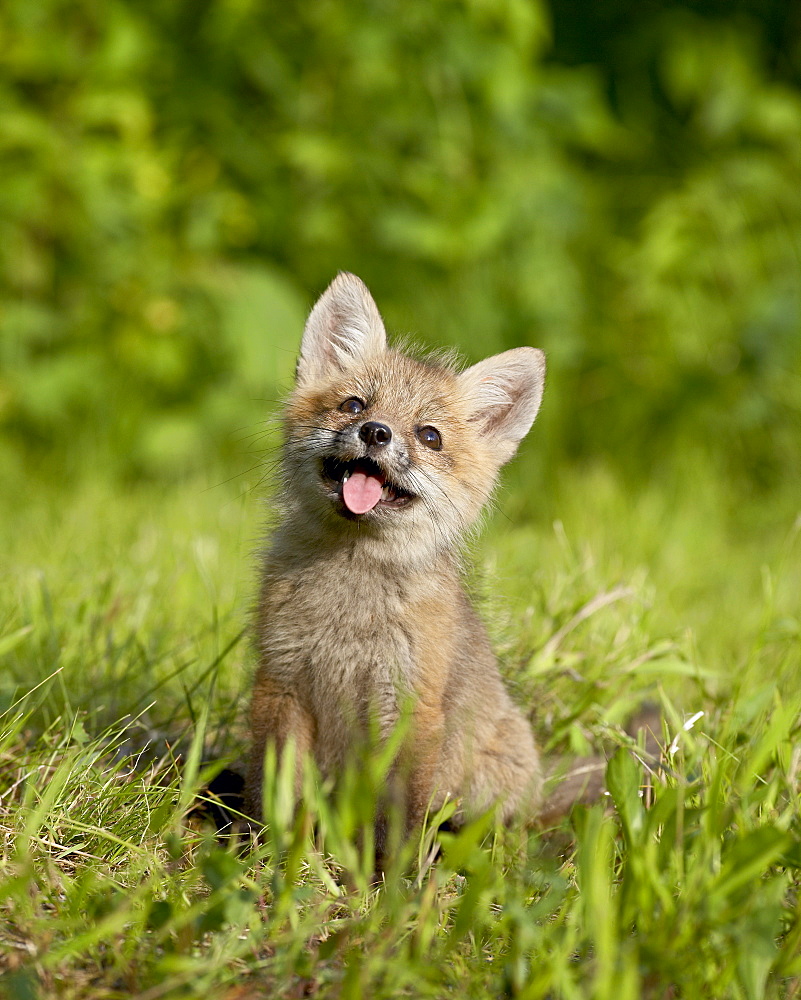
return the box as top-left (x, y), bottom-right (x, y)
top-left (359, 421), bottom-right (392, 448)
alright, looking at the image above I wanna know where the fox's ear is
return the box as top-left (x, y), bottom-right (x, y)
top-left (296, 272), bottom-right (387, 386)
top-left (458, 347), bottom-right (546, 463)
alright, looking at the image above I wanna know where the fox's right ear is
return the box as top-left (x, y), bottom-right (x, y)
top-left (458, 347), bottom-right (546, 465)
top-left (296, 273), bottom-right (387, 386)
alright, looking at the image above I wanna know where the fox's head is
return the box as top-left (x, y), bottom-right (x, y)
top-left (280, 273), bottom-right (545, 565)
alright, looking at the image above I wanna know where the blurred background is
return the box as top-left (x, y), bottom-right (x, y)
top-left (2, 0), bottom-right (800, 497)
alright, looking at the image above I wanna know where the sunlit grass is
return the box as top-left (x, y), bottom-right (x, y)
top-left (1, 462), bottom-right (800, 998)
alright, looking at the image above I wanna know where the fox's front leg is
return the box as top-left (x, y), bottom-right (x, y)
top-left (245, 666), bottom-right (315, 823)
top-left (404, 704), bottom-right (448, 832)
top-left (370, 701), bottom-right (445, 868)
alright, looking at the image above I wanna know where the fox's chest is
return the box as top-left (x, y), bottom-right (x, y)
top-left (259, 562), bottom-right (417, 718)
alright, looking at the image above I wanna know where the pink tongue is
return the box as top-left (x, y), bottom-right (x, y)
top-left (342, 469), bottom-right (384, 514)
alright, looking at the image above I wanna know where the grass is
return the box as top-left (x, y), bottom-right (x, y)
top-left (1, 457), bottom-right (800, 998)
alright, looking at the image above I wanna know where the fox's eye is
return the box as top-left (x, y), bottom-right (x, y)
top-left (339, 397), bottom-right (365, 415)
top-left (417, 426), bottom-right (442, 451)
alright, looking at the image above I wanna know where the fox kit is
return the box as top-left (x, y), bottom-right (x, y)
top-left (246, 273), bottom-right (546, 853)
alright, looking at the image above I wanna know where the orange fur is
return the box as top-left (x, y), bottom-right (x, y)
top-left (246, 273), bottom-right (546, 857)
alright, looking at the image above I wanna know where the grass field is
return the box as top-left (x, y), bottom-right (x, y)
top-left (1, 456), bottom-right (800, 999)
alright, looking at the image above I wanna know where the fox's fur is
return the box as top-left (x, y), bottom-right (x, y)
top-left (246, 273), bottom-right (548, 854)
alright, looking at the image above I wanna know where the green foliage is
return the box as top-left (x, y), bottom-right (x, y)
top-left (1, 0), bottom-right (799, 486)
top-left (3, 650), bottom-right (801, 998)
top-left (1, 467), bottom-right (800, 997)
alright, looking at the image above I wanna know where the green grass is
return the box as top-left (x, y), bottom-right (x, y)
top-left (1, 462), bottom-right (800, 999)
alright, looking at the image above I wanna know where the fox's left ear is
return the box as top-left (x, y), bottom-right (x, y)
top-left (458, 347), bottom-right (546, 463)
top-left (296, 272), bottom-right (387, 386)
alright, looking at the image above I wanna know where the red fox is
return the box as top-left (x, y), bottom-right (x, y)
top-left (246, 272), bottom-right (547, 853)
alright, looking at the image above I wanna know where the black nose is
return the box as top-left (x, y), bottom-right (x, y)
top-left (359, 421), bottom-right (392, 448)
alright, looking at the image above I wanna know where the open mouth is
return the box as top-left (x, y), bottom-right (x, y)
top-left (321, 457), bottom-right (415, 515)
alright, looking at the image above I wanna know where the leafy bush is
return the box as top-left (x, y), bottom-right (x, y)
top-left (0, 0), bottom-right (799, 486)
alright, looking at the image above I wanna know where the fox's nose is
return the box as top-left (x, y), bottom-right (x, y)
top-left (359, 421), bottom-right (392, 448)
